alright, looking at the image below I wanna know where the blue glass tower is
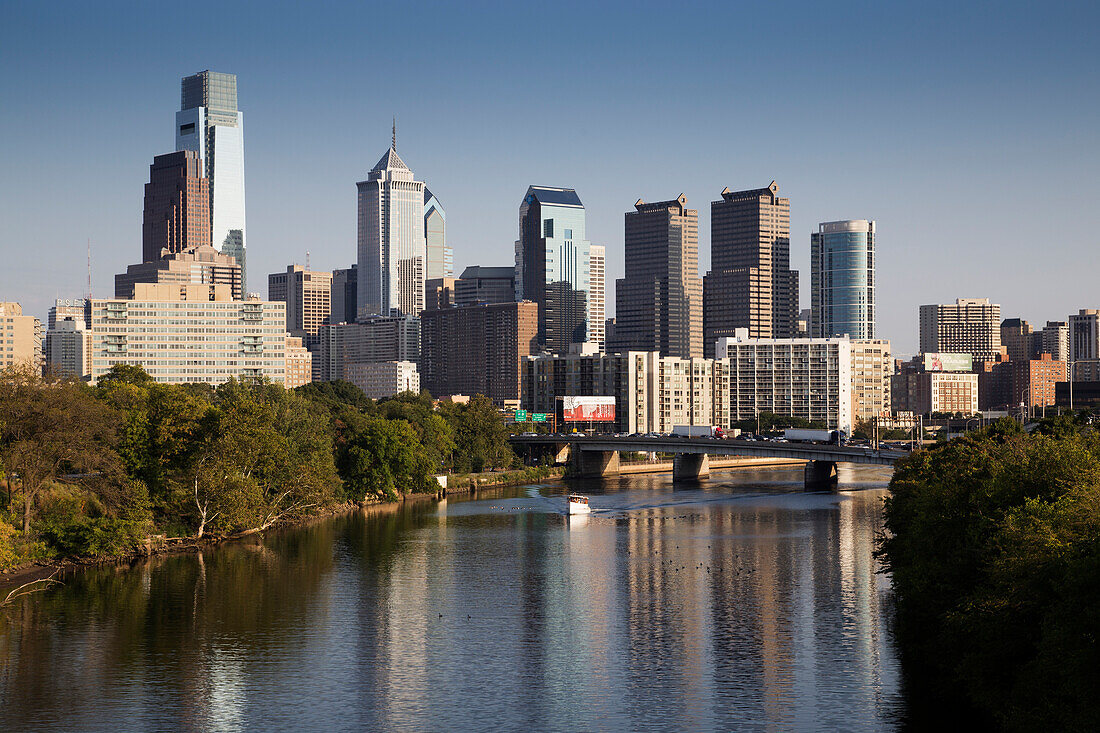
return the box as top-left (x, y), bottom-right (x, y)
top-left (810, 220), bottom-right (875, 339)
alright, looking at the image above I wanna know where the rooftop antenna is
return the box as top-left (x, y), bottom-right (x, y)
top-left (86, 238), bottom-right (91, 299)
top-left (392, 116), bottom-right (396, 151)
top-left (306, 250), bottom-right (311, 271)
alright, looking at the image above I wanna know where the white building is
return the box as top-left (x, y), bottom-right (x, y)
top-left (346, 361), bottom-right (419, 399)
top-left (358, 143), bottom-right (426, 319)
top-left (45, 317), bottom-right (91, 380)
top-left (1069, 309), bottom-right (1100, 363)
top-left (0, 302), bottom-right (43, 372)
top-left (850, 339), bottom-right (892, 423)
top-left (588, 244), bottom-right (606, 348)
top-left (89, 284), bottom-right (285, 385)
top-left (716, 329), bottom-right (853, 434)
top-left (176, 70), bottom-right (247, 289)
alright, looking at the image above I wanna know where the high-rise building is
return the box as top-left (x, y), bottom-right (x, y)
top-left (346, 361), bottom-right (419, 399)
top-left (1000, 318), bottom-right (1037, 362)
top-left (0, 303), bottom-right (43, 372)
top-left (284, 336), bottom-right (312, 389)
top-left (588, 245), bottom-right (606, 349)
top-left (850, 339), bottom-right (892, 424)
top-left (515, 186), bottom-right (592, 352)
top-left (88, 284), bottom-right (285, 385)
top-left (424, 187), bottom-right (453, 280)
top-left (425, 277), bottom-right (457, 310)
top-left (141, 150), bottom-right (210, 264)
top-left (357, 144), bottom-right (426, 319)
top-left (1039, 320), bottom-right (1069, 361)
top-left (1069, 309), bottom-right (1100, 362)
top-left (176, 71), bottom-right (247, 288)
top-left (48, 299), bottom-right (89, 331)
top-left (919, 298), bottom-right (1003, 362)
top-left (267, 265), bottom-right (333, 346)
top-left (312, 316), bottom-right (420, 383)
top-left (703, 182), bottom-right (799, 356)
top-left (45, 317), bottom-right (91, 380)
top-left (811, 220), bottom-right (875, 339)
top-left (611, 196), bottom-right (702, 358)
top-left (454, 266), bottom-right (515, 306)
top-left (330, 266), bottom-right (358, 324)
top-left (117, 245), bottom-right (241, 300)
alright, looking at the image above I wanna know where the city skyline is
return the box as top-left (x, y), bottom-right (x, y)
top-left (2, 2), bottom-right (1098, 354)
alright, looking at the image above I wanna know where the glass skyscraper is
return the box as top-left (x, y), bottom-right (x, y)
top-left (515, 186), bottom-right (592, 353)
top-left (176, 70), bottom-right (247, 293)
top-left (424, 187), bottom-right (453, 280)
top-left (810, 219), bottom-right (876, 339)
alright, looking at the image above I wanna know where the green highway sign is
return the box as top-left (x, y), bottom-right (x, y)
top-left (532, 413), bottom-right (548, 422)
top-left (515, 409), bottom-right (527, 421)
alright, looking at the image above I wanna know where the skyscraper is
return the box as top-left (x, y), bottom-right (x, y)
top-left (588, 245), bottom-right (606, 349)
top-left (611, 195), bottom-right (703, 358)
top-left (811, 220), bottom-right (875, 339)
top-left (176, 70), bottom-right (247, 290)
top-left (268, 265), bottom-right (333, 346)
top-left (703, 182), bottom-right (798, 356)
top-left (424, 187), bottom-right (453, 280)
top-left (357, 144), bottom-right (426, 319)
top-left (141, 150), bottom-right (210, 263)
top-left (919, 298), bottom-right (1003, 361)
top-left (515, 186), bottom-right (592, 352)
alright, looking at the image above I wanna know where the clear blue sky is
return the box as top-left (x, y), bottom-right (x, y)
top-left (2, 1), bottom-right (1097, 354)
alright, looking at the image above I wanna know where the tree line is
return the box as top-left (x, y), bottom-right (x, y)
top-left (879, 414), bottom-right (1100, 730)
top-left (0, 364), bottom-right (518, 567)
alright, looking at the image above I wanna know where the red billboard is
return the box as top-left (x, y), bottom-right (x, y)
top-left (561, 396), bottom-right (616, 422)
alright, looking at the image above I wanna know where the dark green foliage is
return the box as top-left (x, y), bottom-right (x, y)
top-left (336, 416), bottom-right (433, 501)
top-left (880, 419), bottom-right (1100, 730)
top-left (41, 517), bottom-right (145, 558)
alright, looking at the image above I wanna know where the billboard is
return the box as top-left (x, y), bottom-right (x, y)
top-left (923, 353), bottom-right (973, 372)
top-left (561, 396), bottom-right (616, 422)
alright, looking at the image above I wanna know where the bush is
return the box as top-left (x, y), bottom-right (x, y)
top-left (41, 517), bottom-right (145, 558)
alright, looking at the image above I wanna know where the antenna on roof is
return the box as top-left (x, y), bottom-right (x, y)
top-left (392, 116), bottom-right (396, 151)
top-left (306, 250), bottom-right (311, 271)
top-left (86, 238), bottom-right (91, 299)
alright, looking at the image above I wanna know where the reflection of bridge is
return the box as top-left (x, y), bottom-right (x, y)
top-left (510, 435), bottom-right (908, 489)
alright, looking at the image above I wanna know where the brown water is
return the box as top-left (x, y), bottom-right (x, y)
top-left (0, 465), bottom-right (903, 731)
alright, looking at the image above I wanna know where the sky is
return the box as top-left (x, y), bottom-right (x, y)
top-left (2, 0), bottom-right (1098, 354)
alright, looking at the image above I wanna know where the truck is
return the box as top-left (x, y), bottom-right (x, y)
top-left (672, 425), bottom-right (726, 438)
top-left (784, 428), bottom-right (847, 445)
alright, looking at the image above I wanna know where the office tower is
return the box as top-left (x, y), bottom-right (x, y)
top-left (46, 318), bottom-right (92, 380)
top-left (0, 303), bottom-right (43, 371)
top-left (284, 336), bottom-right (313, 388)
top-left (850, 339), bottom-right (892, 424)
top-left (515, 186), bottom-right (592, 352)
top-left (357, 143), bottom-right (426, 319)
top-left (424, 188), bottom-right (453, 280)
top-left (919, 298), bottom-right (1003, 361)
top-left (612, 196), bottom-right (702, 358)
top-left (1039, 321), bottom-right (1069, 360)
top-left (454, 266), bottom-right (514, 306)
top-left (176, 70), bottom-right (247, 288)
top-left (1000, 318), bottom-right (1037, 361)
top-left (716, 329), bottom-right (852, 434)
top-left (88, 284), bottom-right (286, 385)
top-left (703, 182), bottom-right (799, 356)
top-left (48, 299), bottom-right (89, 331)
top-left (117, 245), bottom-right (241, 300)
top-left (1069, 309), bottom-right (1100, 362)
top-left (810, 220), bottom-right (875, 339)
top-left (141, 150), bottom-right (210, 263)
top-left (588, 245), bottom-right (606, 349)
top-left (330, 266), bottom-right (358, 324)
top-left (425, 277), bottom-right (457, 310)
top-left (421, 301), bottom-right (538, 404)
top-left (268, 265), bottom-right (332, 346)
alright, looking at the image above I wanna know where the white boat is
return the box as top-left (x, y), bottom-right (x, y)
top-left (567, 494), bottom-right (592, 515)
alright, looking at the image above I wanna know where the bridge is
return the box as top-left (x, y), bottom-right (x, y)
top-left (510, 435), bottom-right (908, 490)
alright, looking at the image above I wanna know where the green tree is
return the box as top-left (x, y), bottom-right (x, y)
top-left (337, 416), bottom-right (432, 500)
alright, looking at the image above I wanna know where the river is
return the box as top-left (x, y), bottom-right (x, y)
top-left (0, 465), bottom-right (904, 732)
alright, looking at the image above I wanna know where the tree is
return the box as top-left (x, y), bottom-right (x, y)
top-left (443, 395), bottom-right (513, 472)
top-left (337, 416), bottom-right (432, 500)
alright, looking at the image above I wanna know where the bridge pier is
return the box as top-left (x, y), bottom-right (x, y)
top-left (571, 450), bottom-right (621, 478)
top-left (804, 460), bottom-right (838, 491)
top-left (673, 453), bottom-right (710, 482)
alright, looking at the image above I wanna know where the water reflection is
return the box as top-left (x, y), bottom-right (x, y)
top-left (1, 466), bottom-right (902, 731)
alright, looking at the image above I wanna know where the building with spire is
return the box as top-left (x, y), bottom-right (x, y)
top-left (515, 185), bottom-right (592, 353)
top-left (176, 70), bottom-right (247, 290)
top-left (357, 126), bottom-right (427, 319)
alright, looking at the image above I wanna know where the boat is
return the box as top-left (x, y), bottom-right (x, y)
top-left (567, 494), bottom-right (592, 515)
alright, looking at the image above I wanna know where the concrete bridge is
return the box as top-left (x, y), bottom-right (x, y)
top-left (510, 435), bottom-right (908, 490)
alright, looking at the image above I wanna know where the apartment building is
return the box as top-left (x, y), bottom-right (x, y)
top-left (0, 302), bottom-right (43, 372)
top-left (850, 339), bottom-right (892, 423)
top-left (284, 336), bottom-right (312, 389)
top-left (346, 360), bottom-right (419, 399)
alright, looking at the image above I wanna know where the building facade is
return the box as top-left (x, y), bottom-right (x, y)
top-left (284, 335), bottom-right (312, 389)
top-left (1069, 309), bottom-right (1100, 362)
top-left (612, 196), bottom-right (703, 359)
top-left (0, 302), bottom-right (43, 372)
top-left (88, 284), bottom-right (285, 385)
top-left (1011, 353), bottom-right (1067, 409)
top-left (1000, 318), bottom-right (1036, 362)
top-left (47, 299), bottom-right (89, 331)
top-left (345, 361), bottom-right (419, 399)
top-left (703, 182), bottom-right (799, 355)
top-left (892, 355), bottom-right (979, 415)
top-left (850, 339), bottom-right (892, 424)
top-left (267, 265), bottom-right (332, 346)
top-left (1039, 320), bottom-right (1069, 361)
top-left (176, 70), bottom-right (247, 287)
top-left (424, 187), bottom-right (453, 280)
top-left (454, 266), bottom-right (515, 306)
top-left (810, 219), bottom-right (875, 339)
top-left (919, 298), bottom-right (1003, 362)
top-left (357, 146), bottom-right (426, 319)
top-left (515, 186), bottom-right (592, 352)
top-left (716, 330), bottom-right (852, 434)
top-left (312, 316), bottom-right (420, 383)
top-left (420, 301), bottom-right (538, 404)
top-left (588, 245), bottom-right (606, 349)
top-left (426, 277), bottom-right (457, 310)
top-left (330, 266), bottom-right (358, 324)
top-left (45, 317), bottom-right (91, 380)
top-left (141, 150), bottom-right (210, 263)
top-left (117, 245), bottom-right (241, 300)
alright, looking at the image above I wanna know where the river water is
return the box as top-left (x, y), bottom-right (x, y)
top-left (0, 465), bottom-right (903, 732)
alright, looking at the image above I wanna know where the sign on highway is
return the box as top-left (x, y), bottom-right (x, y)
top-left (532, 413), bottom-right (548, 422)
top-left (515, 409), bottom-right (528, 421)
